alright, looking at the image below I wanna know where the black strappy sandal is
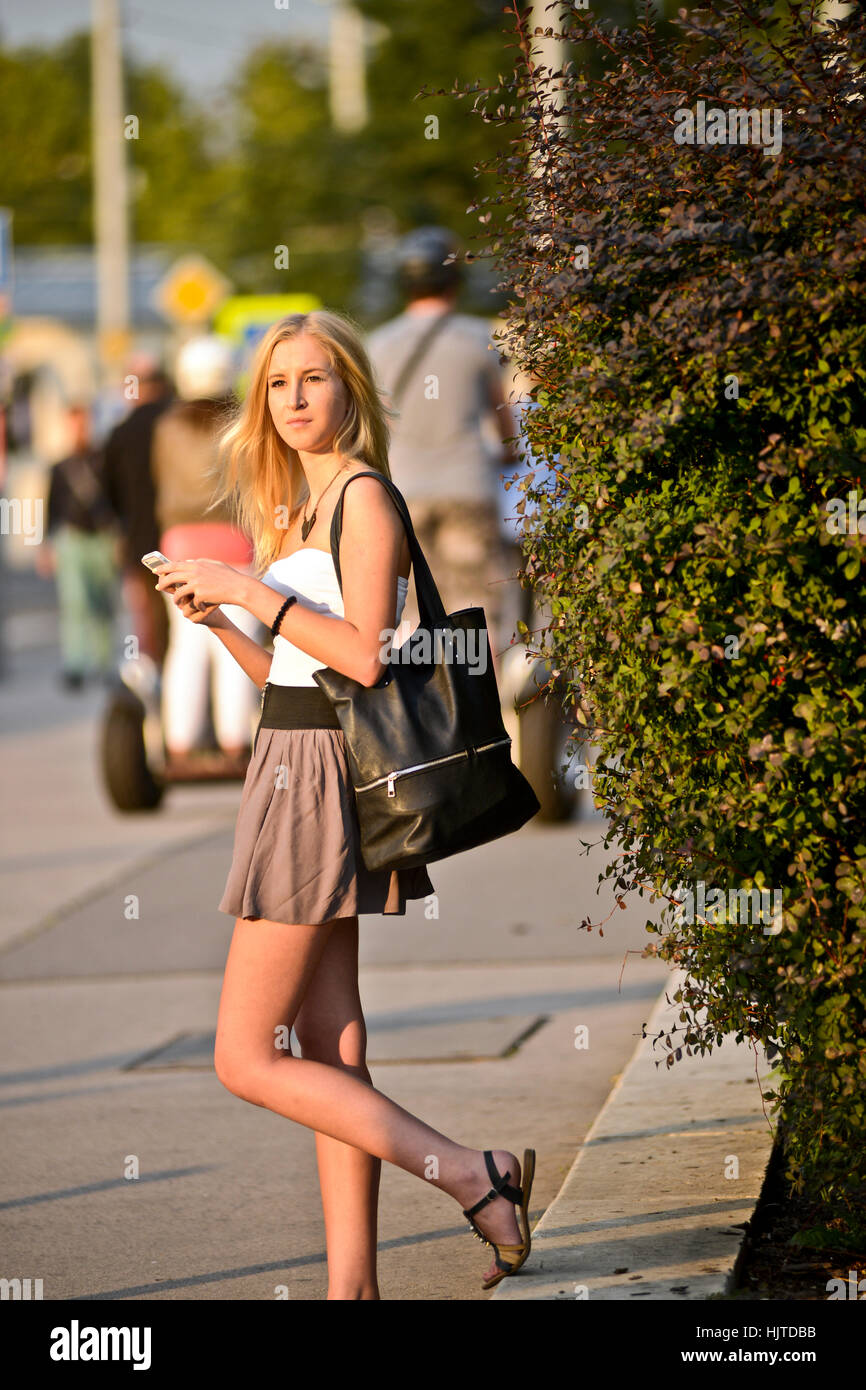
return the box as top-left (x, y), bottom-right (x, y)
top-left (462, 1149), bottom-right (536, 1290)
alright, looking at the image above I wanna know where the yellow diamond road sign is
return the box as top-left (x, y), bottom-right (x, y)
top-left (152, 254), bottom-right (233, 325)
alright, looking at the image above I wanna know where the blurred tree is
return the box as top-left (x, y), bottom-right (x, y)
top-left (0, 34), bottom-right (92, 244)
top-left (352, 0), bottom-right (516, 262)
top-left (125, 60), bottom-right (228, 259)
top-left (221, 9), bottom-right (522, 318)
top-left (222, 41), bottom-right (362, 308)
top-left (0, 30), bottom-right (226, 255)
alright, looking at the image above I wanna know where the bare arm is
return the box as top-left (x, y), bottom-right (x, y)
top-left (487, 369), bottom-right (521, 467)
top-left (207, 610), bottom-right (273, 690)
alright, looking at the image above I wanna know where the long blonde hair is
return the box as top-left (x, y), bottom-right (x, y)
top-left (213, 310), bottom-right (395, 575)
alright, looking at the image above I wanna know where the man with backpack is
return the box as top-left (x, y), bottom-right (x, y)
top-left (366, 227), bottom-right (521, 662)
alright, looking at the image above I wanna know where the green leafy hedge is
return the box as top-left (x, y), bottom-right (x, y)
top-left (457, 0), bottom-right (866, 1229)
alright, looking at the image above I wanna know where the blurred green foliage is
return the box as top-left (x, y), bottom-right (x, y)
top-left (0, 34), bottom-right (93, 244)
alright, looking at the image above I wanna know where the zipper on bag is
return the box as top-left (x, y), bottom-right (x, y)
top-left (356, 736), bottom-right (512, 798)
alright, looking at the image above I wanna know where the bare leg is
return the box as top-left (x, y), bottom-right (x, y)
top-left (311, 1130), bottom-right (381, 1300)
top-left (214, 916), bottom-right (522, 1286)
top-left (293, 917), bottom-right (381, 1300)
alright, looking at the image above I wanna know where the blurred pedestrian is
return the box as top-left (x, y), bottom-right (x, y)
top-left (151, 335), bottom-right (261, 769)
top-left (41, 403), bottom-right (119, 690)
top-left (102, 354), bottom-right (174, 666)
top-left (366, 226), bottom-right (522, 661)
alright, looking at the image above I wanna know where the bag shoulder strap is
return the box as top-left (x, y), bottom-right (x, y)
top-left (328, 470), bottom-right (448, 627)
top-left (389, 310), bottom-right (454, 408)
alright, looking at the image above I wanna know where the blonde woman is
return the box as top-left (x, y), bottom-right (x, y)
top-left (155, 311), bottom-right (535, 1300)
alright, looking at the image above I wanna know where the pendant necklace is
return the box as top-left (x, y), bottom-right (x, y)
top-left (300, 463), bottom-right (348, 541)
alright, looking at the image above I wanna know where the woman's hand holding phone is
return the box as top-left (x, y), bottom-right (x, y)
top-left (146, 554), bottom-right (230, 629)
top-left (175, 590), bottom-right (228, 628)
top-left (153, 557), bottom-right (246, 609)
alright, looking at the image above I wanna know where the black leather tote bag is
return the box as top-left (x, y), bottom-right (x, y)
top-left (313, 470), bottom-right (541, 871)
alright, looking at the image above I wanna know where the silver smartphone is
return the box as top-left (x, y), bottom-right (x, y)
top-left (142, 550), bottom-right (181, 592)
top-left (141, 550), bottom-right (171, 572)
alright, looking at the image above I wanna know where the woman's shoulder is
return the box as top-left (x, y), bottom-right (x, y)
top-left (339, 470), bottom-right (408, 540)
top-left (337, 470), bottom-right (410, 573)
top-left (338, 468), bottom-right (405, 513)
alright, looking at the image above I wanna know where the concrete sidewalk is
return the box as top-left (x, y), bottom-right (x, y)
top-left (493, 973), bottom-right (776, 1300)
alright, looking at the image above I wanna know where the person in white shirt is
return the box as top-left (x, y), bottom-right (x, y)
top-left (367, 227), bottom-right (522, 661)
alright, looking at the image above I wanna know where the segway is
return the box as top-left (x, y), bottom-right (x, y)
top-left (100, 654), bottom-right (253, 813)
top-left (498, 637), bottom-right (586, 822)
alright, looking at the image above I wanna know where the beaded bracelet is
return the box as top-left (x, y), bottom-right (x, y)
top-left (271, 594), bottom-right (297, 638)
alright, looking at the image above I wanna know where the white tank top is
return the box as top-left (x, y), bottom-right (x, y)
top-left (261, 548), bottom-right (410, 687)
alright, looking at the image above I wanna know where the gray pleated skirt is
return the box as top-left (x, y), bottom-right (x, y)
top-left (219, 683), bottom-right (434, 925)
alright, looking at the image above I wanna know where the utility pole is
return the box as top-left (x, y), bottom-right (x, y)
top-left (91, 0), bottom-right (130, 390)
top-left (328, 1), bottom-right (368, 134)
top-left (528, 0), bottom-right (567, 111)
top-left (526, 1), bottom-right (568, 242)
